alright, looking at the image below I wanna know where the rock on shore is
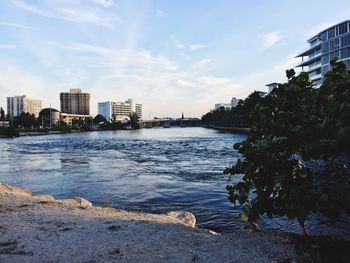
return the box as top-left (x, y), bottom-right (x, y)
top-left (0, 182), bottom-right (297, 263)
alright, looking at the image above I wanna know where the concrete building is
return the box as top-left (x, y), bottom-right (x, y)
top-left (98, 99), bottom-right (142, 122)
top-left (296, 20), bottom-right (350, 86)
top-left (59, 113), bottom-right (92, 127)
top-left (60, 88), bottom-right (90, 115)
top-left (231, 97), bottom-right (240, 108)
top-left (98, 101), bottom-right (113, 121)
top-left (266, 83), bottom-right (279, 93)
top-left (214, 103), bottom-right (231, 110)
top-left (7, 95), bottom-right (42, 117)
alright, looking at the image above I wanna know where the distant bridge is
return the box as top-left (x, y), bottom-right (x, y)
top-left (141, 118), bottom-right (202, 128)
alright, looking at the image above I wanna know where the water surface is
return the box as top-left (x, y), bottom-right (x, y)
top-left (0, 127), bottom-right (347, 236)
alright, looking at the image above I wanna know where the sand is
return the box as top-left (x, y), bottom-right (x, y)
top-left (0, 182), bottom-right (297, 263)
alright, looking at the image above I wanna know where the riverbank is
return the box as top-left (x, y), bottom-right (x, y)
top-left (204, 125), bottom-right (250, 134)
top-left (0, 182), bottom-right (298, 263)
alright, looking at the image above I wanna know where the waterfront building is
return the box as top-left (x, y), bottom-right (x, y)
top-left (59, 113), bottom-right (92, 127)
top-left (98, 99), bottom-right (142, 122)
top-left (7, 95), bottom-right (42, 117)
top-left (60, 88), bottom-right (90, 115)
top-left (296, 20), bottom-right (350, 86)
top-left (230, 97), bottom-right (241, 108)
top-left (98, 101), bottom-right (113, 121)
top-left (266, 83), bottom-right (279, 93)
top-left (214, 103), bottom-right (231, 110)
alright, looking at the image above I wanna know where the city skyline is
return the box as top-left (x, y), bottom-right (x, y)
top-left (1, 0), bottom-right (350, 118)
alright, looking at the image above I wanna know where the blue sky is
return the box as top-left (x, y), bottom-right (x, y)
top-left (0, 0), bottom-right (349, 118)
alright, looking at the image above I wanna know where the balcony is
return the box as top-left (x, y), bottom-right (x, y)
top-left (309, 73), bottom-right (322, 81)
top-left (308, 62), bottom-right (322, 72)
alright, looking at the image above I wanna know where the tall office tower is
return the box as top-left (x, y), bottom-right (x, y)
top-left (296, 20), bottom-right (350, 86)
top-left (60, 88), bottom-right (90, 115)
top-left (7, 95), bottom-right (42, 117)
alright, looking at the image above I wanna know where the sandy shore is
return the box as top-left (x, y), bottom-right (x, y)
top-left (0, 182), bottom-right (297, 263)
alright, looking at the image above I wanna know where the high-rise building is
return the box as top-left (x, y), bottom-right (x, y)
top-left (296, 20), bottom-right (350, 86)
top-left (231, 97), bottom-right (240, 108)
top-left (98, 99), bottom-right (142, 121)
top-left (98, 101), bottom-right (113, 121)
top-left (214, 103), bottom-right (231, 110)
top-left (135, 103), bottom-right (142, 119)
top-left (7, 95), bottom-right (42, 118)
top-left (60, 88), bottom-right (90, 115)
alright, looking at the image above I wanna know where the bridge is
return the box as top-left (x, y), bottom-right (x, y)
top-left (141, 118), bottom-right (202, 128)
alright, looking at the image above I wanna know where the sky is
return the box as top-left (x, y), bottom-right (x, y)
top-left (0, 0), bottom-right (349, 118)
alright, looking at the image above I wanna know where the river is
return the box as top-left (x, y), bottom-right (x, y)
top-left (0, 127), bottom-right (347, 236)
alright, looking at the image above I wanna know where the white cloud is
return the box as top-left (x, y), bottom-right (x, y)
top-left (173, 39), bottom-right (206, 51)
top-left (90, 0), bottom-right (114, 8)
top-left (176, 79), bottom-right (197, 88)
top-left (193, 58), bottom-right (212, 68)
top-left (0, 21), bottom-right (32, 29)
top-left (12, 0), bottom-right (120, 27)
top-left (0, 45), bottom-right (16, 49)
top-left (155, 9), bottom-right (165, 18)
top-left (259, 32), bottom-right (282, 50)
top-left (189, 44), bottom-right (206, 51)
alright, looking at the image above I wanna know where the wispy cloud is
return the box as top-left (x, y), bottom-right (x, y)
top-left (193, 58), bottom-right (212, 68)
top-left (176, 79), bottom-right (196, 88)
top-left (173, 39), bottom-right (206, 51)
top-left (12, 0), bottom-right (120, 27)
top-left (258, 32), bottom-right (282, 50)
top-left (0, 21), bottom-right (32, 29)
top-left (0, 45), bottom-right (16, 49)
top-left (155, 9), bottom-right (165, 18)
top-left (90, 0), bottom-right (114, 8)
top-left (189, 44), bottom-right (206, 51)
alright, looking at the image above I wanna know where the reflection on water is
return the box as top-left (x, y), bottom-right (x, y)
top-left (0, 128), bottom-right (348, 236)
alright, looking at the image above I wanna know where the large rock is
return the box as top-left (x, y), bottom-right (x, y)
top-left (74, 197), bottom-right (93, 208)
top-left (167, 211), bottom-right (196, 228)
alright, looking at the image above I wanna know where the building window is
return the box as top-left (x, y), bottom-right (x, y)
top-left (321, 32), bottom-right (327, 41)
top-left (338, 22), bottom-right (348, 35)
top-left (322, 42), bottom-right (329, 53)
top-left (341, 48), bottom-right (350, 58)
top-left (328, 27), bottom-right (336, 39)
top-left (341, 34), bottom-right (350, 47)
top-left (321, 54), bottom-right (329, 65)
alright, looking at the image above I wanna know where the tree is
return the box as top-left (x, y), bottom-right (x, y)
top-left (129, 112), bottom-right (141, 129)
top-left (12, 112), bottom-right (37, 128)
top-left (93, 114), bottom-right (107, 124)
top-left (201, 91), bottom-right (266, 128)
top-left (225, 60), bottom-right (350, 236)
top-left (0, 107), bottom-right (5, 121)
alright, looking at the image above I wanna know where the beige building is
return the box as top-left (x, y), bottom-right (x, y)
top-left (60, 88), bottom-right (90, 115)
top-left (59, 113), bottom-right (92, 127)
top-left (7, 95), bottom-right (42, 117)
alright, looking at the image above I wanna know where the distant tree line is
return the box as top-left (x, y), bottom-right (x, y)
top-left (202, 91), bottom-right (266, 128)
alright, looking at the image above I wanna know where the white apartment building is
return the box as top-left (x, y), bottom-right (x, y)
top-left (231, 97), bottom-right (240, 108)
top-left (214, 103), bottom-right (231, 110)
top-left (98, 99), bottom-right (142, 122)
top-left (7, 95), bottom-right (42, 117)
